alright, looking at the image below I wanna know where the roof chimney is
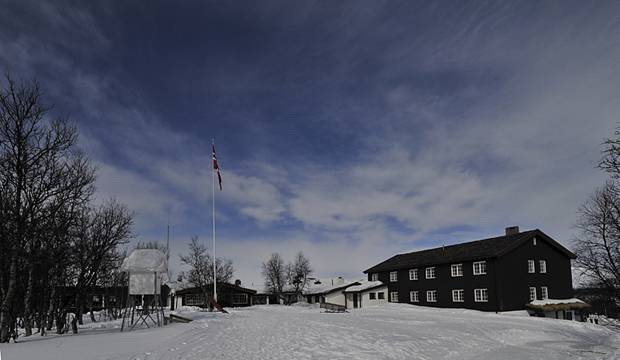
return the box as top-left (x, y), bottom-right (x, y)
top-left (505, 226), bottom-right (519, 236)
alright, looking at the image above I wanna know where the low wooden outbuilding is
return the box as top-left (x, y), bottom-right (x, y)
top-left (526, 298), bottom-right (590, 321)
top-left (172, 282), bottom-right (257, 309)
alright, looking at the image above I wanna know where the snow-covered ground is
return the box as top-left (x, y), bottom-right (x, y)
top-left (1, 303), bottom-right (618, 360)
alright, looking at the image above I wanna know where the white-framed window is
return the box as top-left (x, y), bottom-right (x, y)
top-left (390, 271), bottom-right (398, 282)
top-left (425, 267), bottom-right (436, 279)
top-left (390, 291), bottom-right (399, 302)
top-left (541, 286), bottom-right (548, 299)
top-left (426, 290), bottom-right (437, 303)
top-left (452, 289), bottom-right (464, 302)
top-left (474, 288), bottom-right (488, 302)
top-left (409, 269), bottom-right (418, 280)
top-left (232, 293), bottom-right (248, 305)
top-left (473, 261), bottom-right (487, 275)
top-left (528, 260), bottom-right (535, 273)
top-left (451, 264), bottom-right (463, 277)
top-left (529, 287), bottom-right (537, 301)
top-left (369, 292), bottom-right (376, 300)
top-left (539, 260), bottom-right (547, 273)
top-left (371, 273), bottom-right (379, 281)
top-left (378, 292), bottom-right (385, 299)
top-left (410, 291), bottom-right (419, 303)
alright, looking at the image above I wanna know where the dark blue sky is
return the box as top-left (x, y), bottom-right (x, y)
top-left (1, 1), bottom-right (618, 286)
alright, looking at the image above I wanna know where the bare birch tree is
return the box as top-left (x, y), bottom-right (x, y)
top-left (180, 236), bottom-right (234, 306)
top-left (70, 200), bottom-right (133, 333)
top-left (262, 253), bottom-right (286, 296)
top-left (573, 129), bottom-right (620, 303)
top-left (575, 182), bottom-right (620, 301)
top-left (0, 75), bottom-right (96, 341)
top-left (286, 251), bottom-right (313, 294)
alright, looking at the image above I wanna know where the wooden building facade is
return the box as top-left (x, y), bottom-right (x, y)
top-left (364, 227), bottom-right (576, 312)
top-left (173, 282), bottom-right (257, 309)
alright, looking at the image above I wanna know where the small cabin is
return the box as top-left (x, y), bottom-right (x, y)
top-left (172, 282), bottom-right (257, 309)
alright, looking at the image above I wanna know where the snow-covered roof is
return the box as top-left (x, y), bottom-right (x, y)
top-left (343, 280), bottom-right (385, 293)
top-left (529, 298), bottom-right (586, 306)
top-left (526, 298), bottom-right (590, 311)
top-left (121, 249), bottom-right (168, 273)
top-left (304, 278), bottom-right (358, 295)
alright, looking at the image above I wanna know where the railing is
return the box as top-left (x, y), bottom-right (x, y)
top-left (320, 302), bottom-right (346, 312)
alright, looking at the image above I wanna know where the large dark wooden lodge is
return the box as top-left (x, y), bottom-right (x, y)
top-left (364, 227), bottom-right (576, 312)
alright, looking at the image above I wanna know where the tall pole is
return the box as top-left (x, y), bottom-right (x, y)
top-left (166, 221), bottom-right (170, 262)
top-left (166, 220), bottom-right (170, 279)
top-left (212, 139), bottom-right (218, 303)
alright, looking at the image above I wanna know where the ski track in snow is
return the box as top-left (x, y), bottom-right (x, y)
top-left (1, 304), bottom-right (618, 360)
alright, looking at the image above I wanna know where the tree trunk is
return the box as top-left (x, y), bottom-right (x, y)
top-left (88, 295), bottom-right (96, 323)
top-left (46, 285), bottom-right (56, 331)
top-left (71, 314), bottom-right (78, 334)
top-left (55, 311), bottom-right (66, 334)
top-left (23, 265), bottom-right (35, 336)
top-left (0, 253), bottom-right (18, 343)
top-left (72, 292), bottom-right (85, 334)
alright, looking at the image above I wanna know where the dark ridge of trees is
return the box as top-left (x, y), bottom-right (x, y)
top-left (0, 75), bottom-right (134, 342)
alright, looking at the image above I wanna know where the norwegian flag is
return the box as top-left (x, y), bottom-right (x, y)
top-left (212, 143), bottom-right (223, 190)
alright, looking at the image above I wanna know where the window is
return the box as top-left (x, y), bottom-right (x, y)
top-left (390, 271), bottom-right (398, 282)
top-left (539, 260), bottom-right (547, 273)
top-left (185, 294), bottom-right (206, 306)
top-left (529, 287), bottom-right (537, 301)
top-left (390, 292), bottom-right (399, 302)
top-left (410, 291), bottom-right (419, 302)
top-left (371, 273), bottom-right (379, 281)
top-left (369, 292), bottom-right (376, 300)
top-left (232, 293), bottom-right (248, 305)
top-left (425, 267), bottom-right (436, 279)
top-left (452, 289), bottom-right (464, 302)
top-left (409, 269), bottom-right (418, 280)
top-left (377, 292), bottom-right (385, 299)
top-left (451, 264), bottom-right (463, 277)
top-left (528, 260), bottom-right (535, 273)
top-left (541, 286), bottom-right (548, 299)
top-left (533, 237), bottom-right (537, 246)
top-left (426, 290), bottom-right (437, 302)
top-left (474, 288), bottom-right (488, 302)
top-left (473, 261), bottom-right (487, 275)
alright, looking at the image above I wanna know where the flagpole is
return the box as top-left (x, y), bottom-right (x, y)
top-left (212, 139), bottom-right (218, 303)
